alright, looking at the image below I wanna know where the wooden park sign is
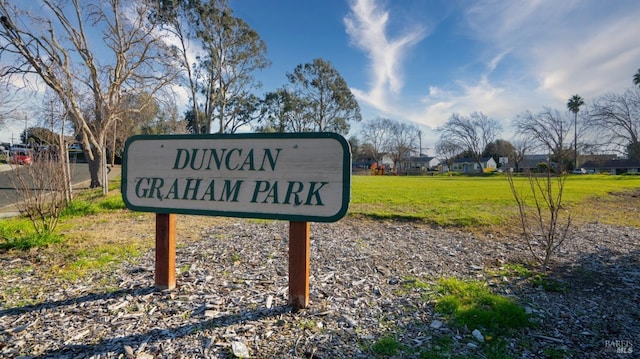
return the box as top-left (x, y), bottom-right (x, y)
top-left (122, 132), bottom-right (351, 308)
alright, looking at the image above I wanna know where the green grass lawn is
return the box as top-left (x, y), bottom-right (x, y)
top-left (350, 174), bottom-right (640, 227)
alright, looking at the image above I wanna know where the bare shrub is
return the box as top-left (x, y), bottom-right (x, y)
top-left (9, 153), bottom-right (70, 234)
top-left (507, 169), bottom-right (572, 272)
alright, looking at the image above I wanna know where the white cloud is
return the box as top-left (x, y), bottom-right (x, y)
top-left (461, 0), bottom-right (640, 103)
top-left (385, 0), bottom-right (640, 138)
top-left (533, 13), bottom-right (640, 99)
top-left (411, 79), bottom-right (521, 129)
top-left (487, 50), bottom-right (510, 74)
top-left (344, 0), bottom-right (426, 109)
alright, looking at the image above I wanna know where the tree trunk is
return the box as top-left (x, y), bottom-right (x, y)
top-left (87, 149), bottom-right (103, 188)
top-left (58, 136), bottom-right (72, 203)
top-left (111, 121), bottom-right (117, 166)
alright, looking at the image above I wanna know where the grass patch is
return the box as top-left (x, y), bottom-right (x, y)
top-left (351, 176), bottom-right (526, 226)
top-left (0, 217), bottom-right (33, 239)
top-left (0, 217), bottom-right (64, 250)
top-left (61, 199), bottom-right (100, 217)
top-left (98, 195), bottom-right (126, 210)
top-left (350, 174), bottom-right (640, 227)
top-left (502, 264), bottom-right (532, 277)
top-left (245, 218), bottom-right (275, 224)
top-left (531, 274), bottom-right (569, 293)
top-left (371, 335), bottom-right (402, 357)
top-left (433, 277), bottom-right (530, 335)
top-left (403, 276), bottom-right (431, 289)
top-left (392, 276), bottom-right (531, 357)
top-left (418, 336), bottom-right (454, 359)
top-left (1, 176), bottom-right (145, 278)
top-left (61, 192), bottom-right (125, 218)
top-left (108, 177), bottom-right (121, 192)
top-left (488, 263), bottom-right (532, 278)
top-left (58, 243), bottom-right (142, 281)
top-left (543, 347), bottom-right (569, 359)
top-left (298, 319), bottom-right (317, 330)
top-left (394, 276), bottom-right (433, 297)
top-left (0, 231), bottom-right (64, 250)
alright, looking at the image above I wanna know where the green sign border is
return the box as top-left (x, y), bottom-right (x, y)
top-left (122, 132), bottom-right (351, 223)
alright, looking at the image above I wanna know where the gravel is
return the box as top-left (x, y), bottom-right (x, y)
top-left (1, 217), bottom-right (638, 358)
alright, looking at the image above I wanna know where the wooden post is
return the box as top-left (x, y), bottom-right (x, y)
top-left (289, 221), bottom-right (310, 309)
top-left (155, 213), bottom-right (176, 290)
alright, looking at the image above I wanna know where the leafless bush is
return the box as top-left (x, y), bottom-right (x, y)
top-left (507, 170), bottom-right (572, 272)
top-left (9, 153), bottom-right (70, 234)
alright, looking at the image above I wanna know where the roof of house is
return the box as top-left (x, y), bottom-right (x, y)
top-left (503, 155), bottom-right (553, 169)
top-left (523, 154), bottom-right (549, 161)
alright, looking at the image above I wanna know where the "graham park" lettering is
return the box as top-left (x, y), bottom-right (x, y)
top-left (134, 177), bottom-right (328, 206)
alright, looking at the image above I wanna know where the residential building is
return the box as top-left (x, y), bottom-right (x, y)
top-left (398, 156), bottom-right (439, 174)
top-left (451, 157), bottom-right (497, 173)
top-left (509, 155), bottom-right (550, 172)
top-left (582, 158), bottom-right (640, 174)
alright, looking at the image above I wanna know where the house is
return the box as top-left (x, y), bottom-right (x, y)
top-left (451, 157), bottom-right (497, 173)
top-left (582, 158), bottom-right (640, 174)
top-left (505, 154), bottom-right (551, 172)
top-left (399, 156), bottom-right (439, 173)
top-left (352, 154), bottom-right (394, 174)
top-left (393, 156), bottom-right (440, 175)
top-left (578, 154), bottom-right (617, 168)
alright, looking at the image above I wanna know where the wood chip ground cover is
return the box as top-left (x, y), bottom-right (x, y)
top-left (1, 209), bottom-right (639, 358)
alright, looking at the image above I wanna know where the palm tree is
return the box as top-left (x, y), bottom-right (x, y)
top-left (567, 94), bottom-right (584, 170)
top-left (634, 68), bottom-right (640, 87)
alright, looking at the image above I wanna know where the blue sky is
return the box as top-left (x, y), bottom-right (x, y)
top-left (2, 0), bottom-right (640, 154)
top-left (230, 0), bottom-right (640, 152)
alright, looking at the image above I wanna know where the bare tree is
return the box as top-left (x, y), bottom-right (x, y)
top-left (513, 108), bottom-right (573, 171)
top-left (588, 88), bottom-right (640, 160)
top-left (507, 169), bottom-right (572, 272)
top-left (347, 135), bottom-right (363, 161)
top-left (360, 117), bottom-right (392, 163)
top-left (106, 92), bottom-right (161, 165)
top-left (0, 0), bottom-right (178, 192)
top-left (437, 112), bottom-right (501, 173)
top-left (483, 139), bottom-right (515, 166)
top-left (8, 156), bottom-right (69, 235)
top-left (509, 136), bottom-right (532, 172)
top-left (387, 120), bottom-right (419, 172)
top-left (38, 94), bottom-right (73, 203)
top-left (435, 139), bottom-right (461, 174)
top-left (0, 83), bottom-right (24, 128)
